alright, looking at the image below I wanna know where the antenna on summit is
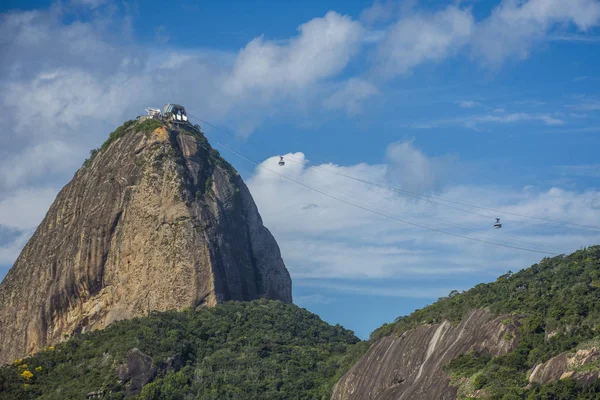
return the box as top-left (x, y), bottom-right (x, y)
top-left (144, 107), bottom-right (162, 119)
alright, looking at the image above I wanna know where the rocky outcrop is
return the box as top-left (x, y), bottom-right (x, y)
top-left (0, 120), bottom-right (292, 364)
top-left (117, 348), bottom-right (157, 396)
top-left (331, 309), bottom-right (518, 400)
top-left (528, 346), bottom-right (600, 386)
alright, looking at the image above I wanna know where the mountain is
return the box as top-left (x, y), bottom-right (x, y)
top-left (0, 300), bottom-right (367, 400)
top-left (0, 118), bottom-right (292, 365)
top-left (332, 246), bottom-right (600, 399)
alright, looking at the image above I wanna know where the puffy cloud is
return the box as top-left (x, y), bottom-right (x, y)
top-left (0, 6), bottom-right (371, 191)
top-left (473, 0), bottom-right (600, 66)
top-left (245, 145), bottom-right (600, 285)
top-left (374, 6), bottom-right (474, 77)
top-left (368, 0), bottom-right (600, 72)
top-left (0, 188), bottom-right (58, 230)
top-left (0, 231), bottom-right (31, 266)
top-left (323, 78), bottom-right (379, 113)
top-left (385, 140), bottom-right (452, 193)
top-left (224, 11), bottom-right (364, 100)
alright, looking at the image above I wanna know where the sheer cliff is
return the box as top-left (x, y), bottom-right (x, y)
top-left (0, 119), bottom-right (292, 364)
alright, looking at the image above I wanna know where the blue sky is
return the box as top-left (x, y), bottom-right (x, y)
top-left (1, 0), bottom-right (600, 339)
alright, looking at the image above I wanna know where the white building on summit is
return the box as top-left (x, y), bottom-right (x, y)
top-left (142, 103), bottom-right (189, 124)
top-left (163, 103), bottom-right (188, 123)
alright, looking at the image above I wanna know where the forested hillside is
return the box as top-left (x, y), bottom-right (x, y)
top-left (0, 300), bottom-right (367, 400)
top-left (369, 246), bottom-right (600, 399)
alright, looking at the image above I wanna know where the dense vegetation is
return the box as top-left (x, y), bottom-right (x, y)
top-left (0, 300), bottom-right (366, 400)
top-left (375, 246), bottom-right (600, 399)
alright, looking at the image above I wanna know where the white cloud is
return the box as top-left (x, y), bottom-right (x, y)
top-left (0, 231), bottom-right (31, 265)
top-left (385, 140), bottom-right (452, 193)
top-left (0, 188), bottom-right (58, 230)
top-left (412, 112), bottom-right (564, 129)
top-left (374, 6), bottom-right (474, 77)
top-left (360, 0), bottom-right (399, 25)
top-left (323, 78), bottom-right (379, 113)
top-left (0, 6), bottom-right (373, 192)
top-left (473, 0), bottom-right (600, 66)
top-left (459, 100), bottom-right (482, 108)
top-left (245, 145), bottom-right (600, 286)
top-left (224, 11), bottom-right (364, 99)
top-left (475, 113), bottom-right (564, 125)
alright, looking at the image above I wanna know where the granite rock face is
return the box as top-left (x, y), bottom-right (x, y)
top-left (0, 120), bottom-right (292, 364)
top-left (528, 346), bottom-right (600, 386)
top-left (331, 309), bottom-right (518, 400)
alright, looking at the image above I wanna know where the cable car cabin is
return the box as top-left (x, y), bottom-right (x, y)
top-left (163, 103), bottom-right (188, 124)
top-left (278, 156), bottom-right (285, 166)
top-left (494, 218), bottom-right (502, 229)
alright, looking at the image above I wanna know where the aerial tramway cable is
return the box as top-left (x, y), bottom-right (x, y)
top-left (193, 129), bottom-right (559, 256)
top-left (187, 113), bottom-right (600, 233)
top-left (295, 179), bottom-right (563, 252)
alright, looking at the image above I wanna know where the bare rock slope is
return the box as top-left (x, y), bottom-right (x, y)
top-left (0, 120), bottom-right (292, 364)
top-left (331, 309), bottom-right (518, 400)
top-left (528, 344), bottom-right (600, 387)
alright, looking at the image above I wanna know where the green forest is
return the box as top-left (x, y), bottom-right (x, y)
top-left (0, 300), bottom-right (367, 400)
top-left (375, 245), bottom-right (600, 399)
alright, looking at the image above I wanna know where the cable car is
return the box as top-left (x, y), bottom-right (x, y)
top-left (278, 156), bottom-right (285, 166)
top-left (494, 218), bottom-right (502, 229)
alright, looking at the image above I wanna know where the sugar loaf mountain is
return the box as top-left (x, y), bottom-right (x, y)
top-left (2, 107), bottom-right (600, 399)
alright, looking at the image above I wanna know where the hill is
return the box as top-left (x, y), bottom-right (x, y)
top-left (0, 300), bottom-right (367, 400)
top-left (333, 246), bottom-right (600, 399)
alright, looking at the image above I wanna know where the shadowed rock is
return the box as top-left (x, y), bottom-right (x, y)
top-left (0, 121), bottom-right (292, 364)
top-left (117, 348), bottom-right (157, 396)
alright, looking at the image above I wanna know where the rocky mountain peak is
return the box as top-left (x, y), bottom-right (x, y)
top-left (0, 118), bottom-right (292, 364)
